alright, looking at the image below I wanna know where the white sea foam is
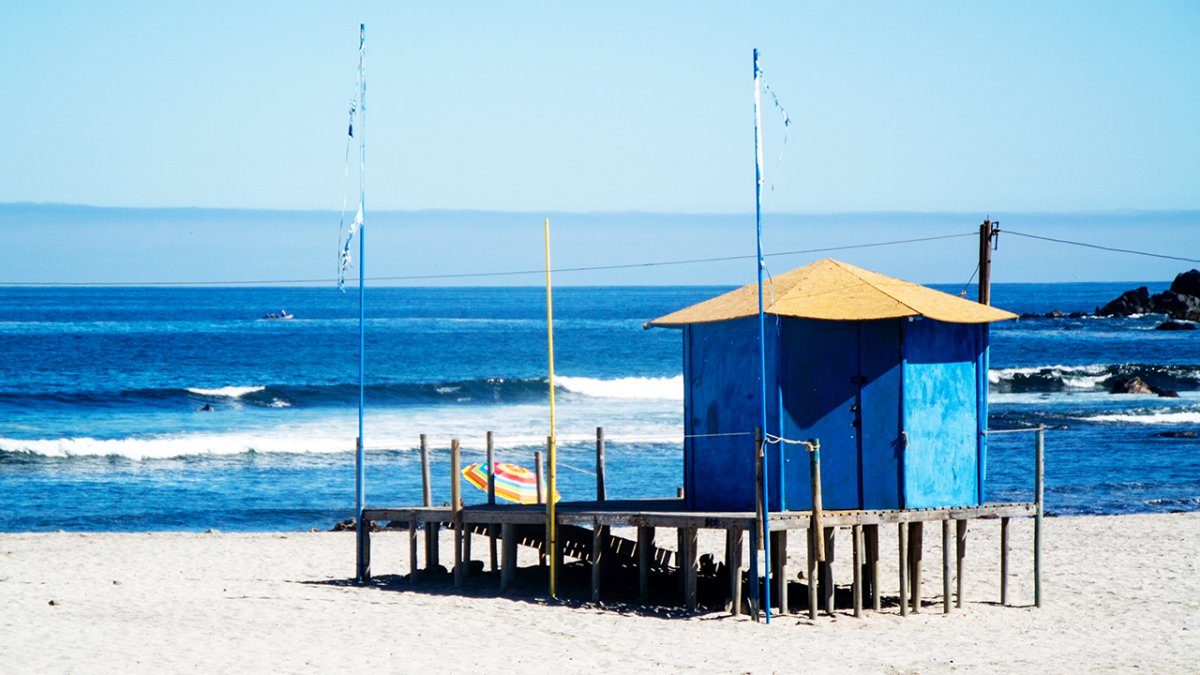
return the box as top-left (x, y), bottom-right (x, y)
top-left (0, 395), bottom-right (687, 460)
top-left (556, 375), bottom-right (683, 401)
top-left (989, 364), bottom-right (1112, 389)
top-left (187, 386), bottom-right (266, 398)
top-left (1086, 410), bottom-right (1200, 425)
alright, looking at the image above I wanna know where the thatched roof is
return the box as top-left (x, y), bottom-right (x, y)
top-left (649, 258), bottom-right (1018, 326)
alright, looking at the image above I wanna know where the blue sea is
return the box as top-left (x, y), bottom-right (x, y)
top-left (1, 283), bottom-right (1197, 531)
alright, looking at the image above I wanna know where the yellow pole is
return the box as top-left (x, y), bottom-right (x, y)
top-left (544, 217), bottom-right (558, 599)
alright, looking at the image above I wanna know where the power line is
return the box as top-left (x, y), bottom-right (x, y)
top-left (1004, 230), bottom-right (1200, 264)
top-left (0, 231), bottom-right (976, 287)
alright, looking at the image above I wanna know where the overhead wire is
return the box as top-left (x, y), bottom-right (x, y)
top-left (1004, 230), bottom-right (1200, 264)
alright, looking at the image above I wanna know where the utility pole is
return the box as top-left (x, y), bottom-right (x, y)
top-left (978, 219), bottom-right (998, 306)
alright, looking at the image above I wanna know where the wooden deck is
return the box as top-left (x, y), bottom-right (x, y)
top-left (361, 499), bottom-right (1039, 619)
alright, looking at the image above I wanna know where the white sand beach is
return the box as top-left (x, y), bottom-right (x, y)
top-left (3, 513), bottom-right (1197, 673)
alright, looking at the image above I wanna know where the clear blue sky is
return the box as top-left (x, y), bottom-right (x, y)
top-left (0, 2), bottom-right (1196, 285)
top-left (2, 1), bottom-right (1197, 212)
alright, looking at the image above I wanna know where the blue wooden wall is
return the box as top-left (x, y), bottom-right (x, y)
top-left (683, 317), bottom-right (779, 511)
top-left (682, 316), bottom-right (987, 512)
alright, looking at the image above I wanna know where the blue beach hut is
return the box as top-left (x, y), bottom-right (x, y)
top-left (649, 258), bottom-right (1017, 512)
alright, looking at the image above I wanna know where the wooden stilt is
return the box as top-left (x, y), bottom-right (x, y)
top-left (807, 526), bottom-right (818, 620)
top-left (820, 527), bottom-right (836, 615)
top-left (486, 431), bottom-right (497, 574)
top-left (898, 522), bottom-right (909, 617)
top-left (956, 519), bottom-right (967, 608)
top-left (463, 527), bottom-right (472, 574)
top-left (1000, 516), bottom-right (1010, 606)
top-left (750, 529), bottom-right (761, 621)
top-left (409, 518), bottom-right (419, 583)
top-left (942, 519), bottom-right (952, 614)
top-left (500, 522), bottom-right (516, 592)
top-left (852, 524), bottom-right (863, 618)
top-left (682, 527), bottom-right (698, 611)
top-left (595, 427), bottom-right (607, 501)
top-left (909, 521), bottom-right (923, 613)
top-left (359, 519), bottom-right (371, 581)
top-left (866, 524), bottom-right (880, 611)
top-left (770, 530), bottom-right (788, 614)
top-left (726, 527), bottom-right (743, 615)
top-left (638, 525), bottom-right (653, 602)
top-left (420, 434), bottom-right (437, 572)
top-left (591, 521), bottom-right (603, 603)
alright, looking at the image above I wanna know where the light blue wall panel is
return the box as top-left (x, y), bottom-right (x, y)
top-left (903, 320), bottom-right (981, 508)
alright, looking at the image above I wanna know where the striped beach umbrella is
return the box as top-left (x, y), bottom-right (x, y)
top-left (462, 462), bottom-right (559, 504)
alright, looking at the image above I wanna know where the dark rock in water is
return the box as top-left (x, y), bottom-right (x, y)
top-left (1068, 311), bottom-right (1088, 319)
top-left (1169, 269), bottom-right (1200, 297)
top-left (331, 518), bottom-right (379, 532)
top-left (1150, 291), bottom-right (1200, 319)
top-left (1019, 312), bottom-right (1041, 319)
top-left (1157, 431), bottom-right (1199, 439)
top-left (1111, 376), bottom-right (1154, 394)
top-left (1154, 320), bottom-right (1197, 331)
top-left (1045, 309), bottom-right (1065, 318)
top-left (1156, 389), bottom-right (1180, 398)
top-left (1098, 286), bottom-right (1151, 316)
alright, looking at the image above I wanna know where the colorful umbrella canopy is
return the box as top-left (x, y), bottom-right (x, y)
top-left (462, 462), bottom-right (559, 504)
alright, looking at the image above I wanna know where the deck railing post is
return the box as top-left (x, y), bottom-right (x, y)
top-left (486, 431), bottom-right (495, 505)
top-left (596, 426), bottom-right (607, 501)
top-left (451, 438), bottom-right (463, 587)
top-left (809, 439), bottom-right (825, 561)
top-left (1035, 424), bottom-right (1045, 608)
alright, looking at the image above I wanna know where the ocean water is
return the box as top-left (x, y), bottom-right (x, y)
top-left (1, 283), bottom-right (1197, 531)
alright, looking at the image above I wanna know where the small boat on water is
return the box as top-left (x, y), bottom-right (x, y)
top-left (262, 310), bottom-right (294, 320)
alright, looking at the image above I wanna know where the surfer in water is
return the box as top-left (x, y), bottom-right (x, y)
top-left (197, 403), bottom-right (215, 412)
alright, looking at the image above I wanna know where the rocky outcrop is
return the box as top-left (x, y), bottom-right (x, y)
top-left (1098, 287), bottom-right (1152, 316)
top-left (1098, 270), bottom-right (1200, 321)
top-left (1170, 269), bottom-right (1200, 297)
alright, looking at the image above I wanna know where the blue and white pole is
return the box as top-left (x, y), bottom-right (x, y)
top-left (753, 48), bottom-right (773, 624)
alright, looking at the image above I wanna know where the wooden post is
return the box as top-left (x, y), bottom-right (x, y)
top-left (956, 519), bottom-right (967, 608)
top-left (749, 529), bottom-right (760, 621)
top-left (770, 530), bottom-right (788, 614)
top-left (535, 449), bottom-right (546, 567)
top-left (638, 526), bottom-right (653, 603)
top-left (535, 450), bottom-right (544, 505)
top-left (898, 522), bottom-right (909, 617)
top-left (451, 439), bottom-right (463, 587)
top-left (591, 520), bottom-right (603, 603)
top-left (1000, 516), bottom-right (1010, 606)
top-left (486, 432), bottom-right (498, 574)
top-left (852, 524), bottom-right (863, 618)
top-left (682, 526), bottom-right (698, 611)
top-left (421, 434), bottom-right (437, 571)
top-left (866, 524), bottom-right (880, 611)
top-left (1035, 424), bottom-right (1045, 608)
top-left (909, 522), bottom-right (923, 613)
top-left (596, 427), bottom-right (607, 501)
top-left (979, 218), bottom-right (995, 305)
top-left (500, 522), bottom-right (516, 592)
top-left (810, 440), bottom-right (825, 561)
top-left (820, 527), bottom-right (836, 615)
top-left (806, 526), bottom-right (818, 620)
top-left (942, 519), bottom-right (952, 614)
top-left (754, 430), bottom-right (764, 552)
top-left (358, 518), bottom-right (371, 582)
top-left (409, 518), bottom-right (419, 583)
top-left (726, 527), bottom-right (743, 616)
top-left (486, 431), bottom-right (496, 505)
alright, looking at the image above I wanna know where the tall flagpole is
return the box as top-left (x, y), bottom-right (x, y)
top-left (544, 218), bottom-right (558, 599)
top-left (354, 23), bottom-right (368, 584)
top-left (753, 48), bottom-right (773, 624)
